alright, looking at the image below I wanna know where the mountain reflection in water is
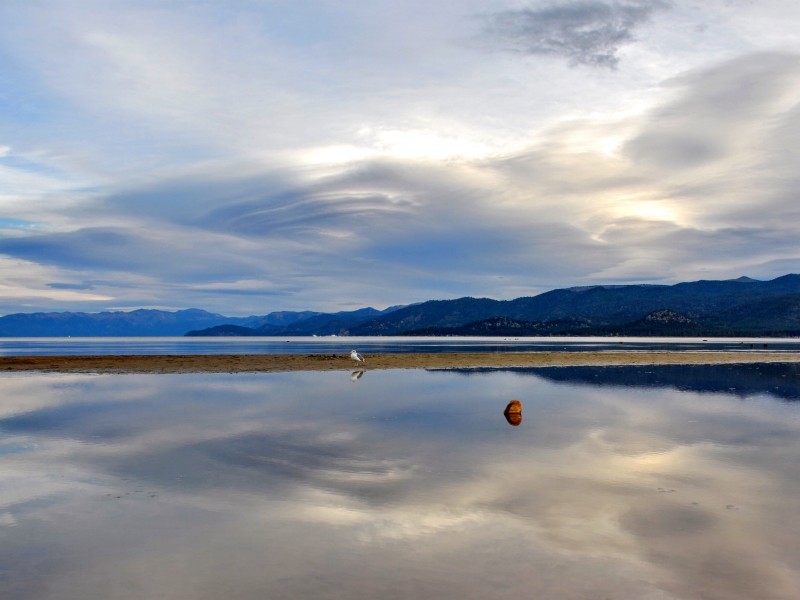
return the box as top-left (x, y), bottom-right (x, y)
top-left (0, 365), bottom-right (799, 600)
top-left (442, 362), bottom-right (800, 402)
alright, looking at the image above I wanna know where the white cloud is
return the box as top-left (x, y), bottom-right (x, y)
top-left (2, 1), bottom-right (800, 312)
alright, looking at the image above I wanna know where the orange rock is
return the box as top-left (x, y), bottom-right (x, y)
top-left (504, 400), bottom-right (522, 426)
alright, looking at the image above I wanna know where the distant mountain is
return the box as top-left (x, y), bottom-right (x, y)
top-left (4, 274), bottom-right (800, 337)
top-left (183, 324), bottom-right (275, 337)
top-left (0, 308), bottom-right (317, 337)
top-left (406, 316), bottom-right (593, 336)
top-left (186, 307), bottom-right (401, 337)
top-left (243, 311), bottom-right (322, 329)
top-left (350, 275), bottom-right (800, 336)
top-left (185, 273), bottom-right (800, 337)
top-left (583, 309), bottom-right (716, 336)
top-left (705, 293), bottom-right (800, 334)
top-left (404, 310), bottom-right (711, 337)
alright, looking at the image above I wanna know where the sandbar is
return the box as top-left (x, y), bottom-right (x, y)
top-left (2, 351), bottom-right (800, 374)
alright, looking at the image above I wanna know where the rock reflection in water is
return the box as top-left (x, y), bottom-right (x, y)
top-left (0, 365), bottom-right (799, 600)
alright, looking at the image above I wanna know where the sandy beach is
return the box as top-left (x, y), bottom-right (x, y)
top-left (2, 351), bottom-right (800, 374)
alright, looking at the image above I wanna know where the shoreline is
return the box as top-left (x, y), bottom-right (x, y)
top-left (2, 351), bottom-right (800, 374)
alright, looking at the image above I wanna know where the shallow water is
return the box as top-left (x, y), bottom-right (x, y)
top-left (1, 335), bottom-right (800, 356)
top-left (1, 365), bottom-right (799, 599)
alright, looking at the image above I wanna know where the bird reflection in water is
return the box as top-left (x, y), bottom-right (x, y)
top-left (350, 369), bottom-right (365, 382)
top-left (504, 399), bottom-right (522, 426)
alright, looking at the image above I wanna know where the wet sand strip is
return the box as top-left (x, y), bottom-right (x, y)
top-left (2, 351), bottom-right (800, 374)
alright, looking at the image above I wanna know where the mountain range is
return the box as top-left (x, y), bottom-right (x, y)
top-left (2, 274), bottom-right (800, 337)
top-left (343, 275), bottom-right (800, 337)
top-left (0, 308), bottom-right (319, 337)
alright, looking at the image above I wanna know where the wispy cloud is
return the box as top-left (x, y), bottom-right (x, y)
top-left (3, 51), bottom-right (800, 312)
top-left (481, 0), bottom-right (672, 68)
top-left (46, 282), bottom-right (95, 291)
top-left (2, 1), bottom-right (800, 313)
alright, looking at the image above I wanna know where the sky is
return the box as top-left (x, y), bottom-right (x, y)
top-left (2, 0), bottom-right (800, 316)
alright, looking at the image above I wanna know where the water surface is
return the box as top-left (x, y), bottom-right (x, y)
top-left (1, 335), bottom-right (799, 356)
top-left (1, 365), bottom-right (799, 599)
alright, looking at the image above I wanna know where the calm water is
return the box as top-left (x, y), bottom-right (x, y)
top-left (1, 365), bottom-right (800, 599)
top-left (1, 335), bottom-right (800, 356)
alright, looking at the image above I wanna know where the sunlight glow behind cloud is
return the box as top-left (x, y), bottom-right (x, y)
top-left (1, 0), bottom-right (800, 314)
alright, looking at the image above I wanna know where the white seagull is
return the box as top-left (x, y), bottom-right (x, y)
top-left (350, 349), bottom-right (365, 365)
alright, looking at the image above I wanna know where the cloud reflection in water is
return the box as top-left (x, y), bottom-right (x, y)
top-left (0, 365), bottom-right (799, 599)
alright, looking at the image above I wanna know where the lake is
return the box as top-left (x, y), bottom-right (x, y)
top-left (1, 364), bottom-right (799, 599)
top-left (1, 335), bottom-right (800, 356)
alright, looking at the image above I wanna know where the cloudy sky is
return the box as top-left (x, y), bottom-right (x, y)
top-left (2, 0), bottom-right (800, 315)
